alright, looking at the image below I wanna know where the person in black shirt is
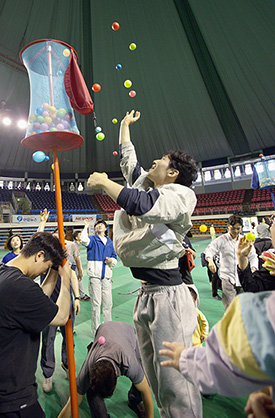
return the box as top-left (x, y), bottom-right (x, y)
top-left (0, 232), bottom-right (71, 418)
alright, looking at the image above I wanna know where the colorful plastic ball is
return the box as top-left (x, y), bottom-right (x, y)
top-left (262, 251), bottom-right (274, 271)
top-left (245, 232), bottom-right (255, 241)
top-left (116, 64), bottom-right (122, 70)
top-left (40, 123), bottom-right (49, 132)
top-left (113, 151), bottom-right (118, 156)
top-left (98, 336), bottom-right (106, 345)
top-left (36, 107), bottom-right (44, 116)
top-left (42, 111), bottom-right (49, 118)
top-left (32, 151), bottom-right (46, 163)
top-left (50, 127), bottom-right (57, 131)
top-left (129, 43), bottom-right (137, 51)
top-left (36, 129), bottom-right (43, 133)
top-left (36, 116), bottom-right (44, 124)
top-left (57, 108), bottom-right (66, 118)
top-left (62, 121), bottom-right (71, 130)
top-left (129, 90), bottom-right (136, 98)
top-left (29, 114), bottom-right (36, 122)
top-left (42, 103), bottom-right (50, 111)
top-left (48, 106), bottom-right (56, 114)
top-left (112, 118), bottom-right (118, 124)
top-left (44, 156), bottom-right (50, 161)
top-left (111, 22), bottom-right (120, 31)
top-left (95, 126), bottom-right (102, 133)
top-left (56, 123), bottom-right (65, 130)
top-left (96, 132), bottom-right (105, 141)
top-left (33, 122), bottom-right (41, 131)
top-left (64, 113), bottom-right (73, 121)
top-left (44, 116), bottom-right (52, 125)
top-left (199, 224), bottom-right (207, 233)
top-left (57, 70), bottom-right (64, 76)
top-left (124, 79), bottom-right (132, 88)
top-left (51, 164), bottom-right (54, 170)
top-left (63, 48), bottom-right (71, 57)
top-left (92, 83), bottom-right (101, 92)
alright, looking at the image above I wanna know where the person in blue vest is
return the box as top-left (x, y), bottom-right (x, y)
top-left (2, 234), bottom-right (24, 264)
top-left (81, 219), bottom-right (117, 337)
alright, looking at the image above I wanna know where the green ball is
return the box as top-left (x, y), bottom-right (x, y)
top-left (112, 118), bottom-right (118, 124)
top-left (36, 116), bottom-right (44, 123)
top-left (129, 43), bottom-right (137, 50)
top-left (96, 132), bottom-right (105, 141)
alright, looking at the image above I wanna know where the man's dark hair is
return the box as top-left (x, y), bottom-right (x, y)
top-left (164, 150), bottom-right (198, 187)
top-left (21, 232), bottom-right (65, 267)
top-left (227, 215), bottom-right (243, 227)
top-left (94, 220), bottom-right (108, 236)
top-left (89, 360), bottom-right (117, 398)
top-left (7, 234), bottom-right (24, 251)
top-left (72, 230), bottom-right (81, 241)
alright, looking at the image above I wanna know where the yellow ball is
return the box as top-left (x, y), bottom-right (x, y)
top-left (63, 48), bottom-right (71, 57)
top-left (200, 224), bottom-right (207, 233)
top-left (112, 118), bottom-right (118, 124)
top-left (129, 43), bottom-right (137, 51)
top-left (48, 106), bottom-right (56, 114)
top-left (124, 79), bottom-right (132, 88)
top-left (51, 164), bottom-right (54, 170)
top-left (245, 232), bottom-right (255, 241)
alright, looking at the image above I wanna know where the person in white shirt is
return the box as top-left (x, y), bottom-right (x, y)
top-left (205, 215), bottom-right (258, 310)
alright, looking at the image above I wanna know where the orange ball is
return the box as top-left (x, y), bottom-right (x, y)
top-left (112, 22), bottom-right (120, 31)
top-left (92, 83), bottom-right (101, 92)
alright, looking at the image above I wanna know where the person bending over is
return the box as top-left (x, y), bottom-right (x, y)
top-left (57, 321), bottom-right (153, 418)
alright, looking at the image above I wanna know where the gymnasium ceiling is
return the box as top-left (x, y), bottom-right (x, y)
top-left (0, 0), bottom-right (274, 178)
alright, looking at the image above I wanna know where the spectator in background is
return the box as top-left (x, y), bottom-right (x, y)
top-left (81, 219), bottom-right (117, 338)
top-left (71, 230), bottom-right (90, 301)
top-left (256, 217), bottom-right (271, 239)
top-left (205, 215), bottom-right (258, 310)
top-left (1, 234), bottom-right (24, 264)
top-left (209, 224), bottom-right (216, 241)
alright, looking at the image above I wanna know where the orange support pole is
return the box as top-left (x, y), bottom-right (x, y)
top-left (53, 147), bottom-right (79, 418)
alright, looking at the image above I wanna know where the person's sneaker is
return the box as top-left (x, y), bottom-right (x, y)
top-left (56, 326), bottom-right (61, 332)
top-left (61, 362), bottom-right (70, 379)
top-left (80, 294), bottom-right (90, 301)
top-left (128, 400), bottom-right (146, 418)
top-left (212, 295), bottom-right (222, 300)
top-left (42, 376), bottom-right (52, 393)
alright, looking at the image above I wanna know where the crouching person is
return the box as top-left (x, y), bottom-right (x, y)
top-left (58, 321), bottom-right (154, 418)
top-left (0, 232), bottom-right (71, 418)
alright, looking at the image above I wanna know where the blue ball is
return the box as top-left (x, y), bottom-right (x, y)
top-left (95, 126), bottom-right (102, 133)
top-left (32, 151), bottom-right (46, 163)
top-left (36, 129), bottom-right (43, 133)
top-left (44, 156), bottom-right (50, 161)
top-left (57, 70), bottom-right (64, 76)
top-left (116, 64), bottom-right (122, 70)
top-left (36, 107), bottom-right (44, 116)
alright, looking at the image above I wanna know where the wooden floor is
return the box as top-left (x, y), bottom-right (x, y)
top-left (1, 237), bottom-right (248, 417)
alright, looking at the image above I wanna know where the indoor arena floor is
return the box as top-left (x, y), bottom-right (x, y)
top-left (1, 237), bottom-right (248, 418)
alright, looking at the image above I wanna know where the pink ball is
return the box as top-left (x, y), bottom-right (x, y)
top-left (40, 123), bottom-right (49, 132)
top-left (129, 90), bottom-right (136, 98)
top-left (42, 111), bottom-right (49, 118)
top-left (42, 102), bottom-right (50, 110)
top-left (113, 151), bottom-right (118, 156)
top-left (62, 120), bottom-right (70, 130)
top-left (98, 336), bottom-right (106, 345)
top-left (33, 122), bottom-right (40, 131)
top-left (56, 123), bottom-right (64, 130)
